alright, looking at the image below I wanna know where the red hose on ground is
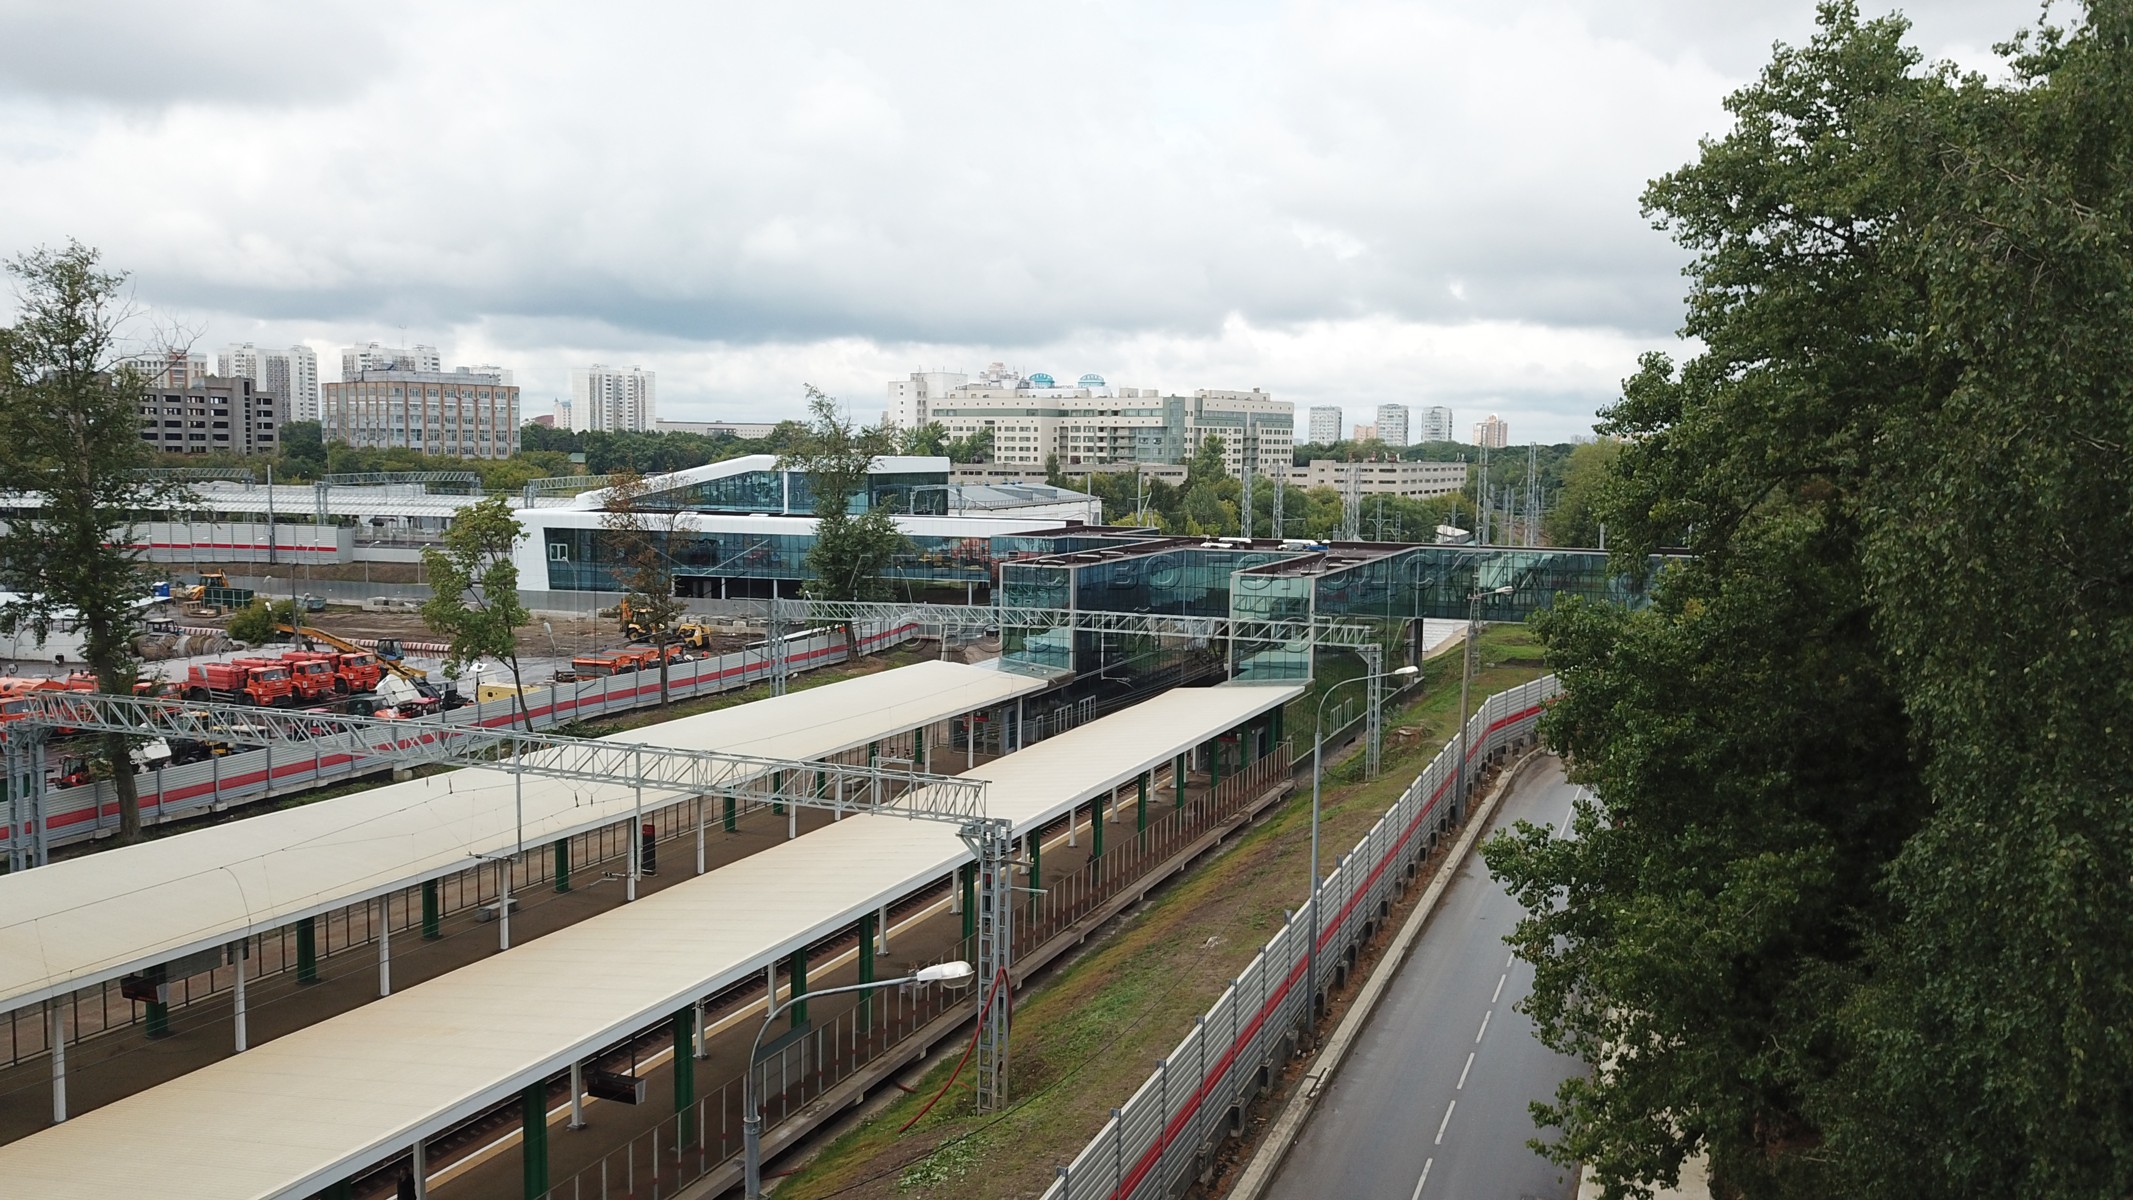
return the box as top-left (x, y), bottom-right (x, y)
top-left (898, 967), bottom-right (1010, 1134)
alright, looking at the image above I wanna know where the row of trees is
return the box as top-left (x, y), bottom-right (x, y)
top-left (1483, 6), bottom-right (2133, 1198)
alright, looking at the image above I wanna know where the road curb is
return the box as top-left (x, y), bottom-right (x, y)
top-left (1225, 748), bottom-right (1551, 1200)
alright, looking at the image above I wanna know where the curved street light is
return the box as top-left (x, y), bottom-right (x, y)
top-left (1305, 663), bottom-right (1419, 1025)
top-left (744, 960), bottom-right (974, 1199)
top-left (1455, 585), bottom-right (1518, 814)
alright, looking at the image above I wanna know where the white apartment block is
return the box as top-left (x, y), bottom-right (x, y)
top-left (569, 364), bottom-right (657, 432)
top-left (1375, 403), bottom-right (1410, 446)
top-left (1474, 413), bottom-right (1509, 449)
top-left (219, 343), bottom-right (320, 422)
top-left (1307, 405), bottom-right (1342, 445)
top-left (1416, 405), bottom-right (1454, 443)
top-left (891, 365), bottom-right (1293, 476)
top-left (321, 367), bottom-right (520, 459)
top-left (117, 350), bottom-right (210, 390)
top-left (340, 341), bottom-right (441, 380)
top-left (1290, 458), bottom-right (1468, 500)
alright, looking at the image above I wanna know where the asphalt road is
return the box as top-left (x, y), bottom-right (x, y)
top-left (1266, 761), bottom-right (1587, 1200)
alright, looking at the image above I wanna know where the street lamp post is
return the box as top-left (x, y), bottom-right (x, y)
top-left (1455, 585), bottom-right (1518, 815)
top-left (743, 960), bottom-right (973, 1200)
top-left (1306, 663), bottom-right (1419, 1025)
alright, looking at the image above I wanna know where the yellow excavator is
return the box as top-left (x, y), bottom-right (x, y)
top-left (619, 598), bottom-right (720, 650)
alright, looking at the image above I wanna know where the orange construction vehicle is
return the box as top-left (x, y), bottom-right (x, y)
top-left (281, 649), bottom-right (384, 696)
top-left (571, 644), bottom-right (687, 677)
top-left (276, 656), bottom-right (340, 704)
top-left (184, 660), bottom-right (293, 707)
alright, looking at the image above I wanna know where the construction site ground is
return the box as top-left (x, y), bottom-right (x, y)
top-left (768, 624), bottom-right (1549, 1200)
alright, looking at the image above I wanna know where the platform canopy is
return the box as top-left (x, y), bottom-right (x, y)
top-left (0, 660), bottom-right (1049, 1016)
top-left (0, 681), bottom-right (1299, 1200)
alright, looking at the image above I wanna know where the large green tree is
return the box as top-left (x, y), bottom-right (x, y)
top-left (0, 242), bottom-right (176, 843)
top-left (780, 387), bottom-right (909, 653)
top-left (601, 467), bottom-right (694, 705)
top-left (421, 495), bottom-right (535, 733)
top-left (1484, 5), bottom-right (2133, 1198)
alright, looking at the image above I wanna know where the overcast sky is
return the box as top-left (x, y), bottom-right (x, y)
top-left (0, 0), bottom-right (2036, 442)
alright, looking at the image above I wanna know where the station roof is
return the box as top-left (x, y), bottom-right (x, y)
top-left (0, 660), bottom-right (1050, 1017)
top-left (0, 681), bottom-right (1300, 1200)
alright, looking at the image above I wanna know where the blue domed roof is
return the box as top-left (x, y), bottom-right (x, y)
top-left (1027, 372), bottom-right (1056, 387)
top-left (1077, 373), bottom-right (1106, 387)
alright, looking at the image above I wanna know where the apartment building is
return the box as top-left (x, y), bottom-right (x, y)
top-left (340, 341), bottom-right (441, 379)
top-left (1375, 403), bottom-right (1410, 447)
top-left (569, 364), bottom-right (657, 432)
top-left (321, 367), bottom-right (520, 459)
top-left (219, 343), bottom-right (320, 422)
top-left (1289, 458), bottom-right (1468, 499)
top-left (1307, 405), bottom-right (1343, 445)
top-left (117, 350), bottom-right (211, 390)
top-left (1353, 423), bottom-right (1378, 442)
top-left (137, 375), bottom-right (285, 456)
top-left (1473, 413), bottom-right (1509, 449)
top-left (892, 365), bottom-right (1293, 476)
top-left (1416, 405), bottom-right (1454, 443)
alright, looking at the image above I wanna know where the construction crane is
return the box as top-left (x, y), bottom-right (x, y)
top-left (276, 623), bottom-right (429, 683)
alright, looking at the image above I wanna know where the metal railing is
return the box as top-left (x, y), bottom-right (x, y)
top-left (1039, 677), bottom-right (1559, 1200)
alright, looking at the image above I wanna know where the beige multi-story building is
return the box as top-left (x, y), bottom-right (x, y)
top-left (570, 364), bottom-right (657, 432)
top-left (219, 343), bottom-right (320, 422)
top-left (1473, 413), bottom-right (1509, 448)
top-left (1289, 458), bottom-right (1468, 500)
top-left (1352, 423), bottom-right (1378, 442)
top-left (118, 350), bottom-right (211, 390)
top-left (137, 375), bottom-right (285, 456)
top-left (892, 366), bottom-right (1293, 477)
top-left (321, 367), bottom-right (520, 459)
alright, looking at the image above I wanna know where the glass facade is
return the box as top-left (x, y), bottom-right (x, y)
top-left (633, 468), bottom-right (952, 516)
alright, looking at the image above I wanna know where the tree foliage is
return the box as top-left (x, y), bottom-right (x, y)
top-left (601, 467), bottom-right (694, 704)
top-left (420, 495), bottom-right (534, 732)
top-left (779, 388), bottom-right (910, 651)
top-left (0, 241), bottom-right (174, 842)
top-left (1483, 5), bottom-right (2133, 1197)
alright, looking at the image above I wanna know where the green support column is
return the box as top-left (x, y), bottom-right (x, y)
top-left (868, 740), bottom-right (879, 768)
top-left (1137, 770), bottom-right (1150, 847)
top-left (296, 916), bottom-right (319, 984)
top-left (520, 1081), bottom-right (550, 1200)
top-left (772, 770), bottom-right (785, 816)
top-left (421, 879), bottom-right (441, 940)
top-left (672, 1006), bottom-right (696, 1128)
top-left (1272, 705), bottom-right (1284, 749)
top-left (1174, 753), bottom-right (1188, 809)
top-left (959, 863), bottom-right (977, 942)
top-left (1091, 796), bottom-right (1105, 860)
top-left (915, 728), bottom-right (926, 772)
top-left (723, 794), bottom-right (737, 833)
top-left (816, 767), bottom-right (827, 799)
top-left (788, 948), bottom-right (808, 1028)
top-left (1209, 739), bottom-right (1223, 795)
top-left (324, 1181), bottom-right (353, 1200)
top-left (857, 912), bottom-right (877, 1034)
top-left (552, 838), bottom-right (571, 893)
top-left (144, 965), bottom-right (170, 1038)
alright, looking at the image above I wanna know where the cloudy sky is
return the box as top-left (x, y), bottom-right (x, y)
top-left (0, 0), bottom-right (2035, 442)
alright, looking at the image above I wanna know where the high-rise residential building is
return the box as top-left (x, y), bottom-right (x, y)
top-left (1416, 405), bottom-right (1454, 443)
top-left (1474, 413), bottom-right (1509, 449)
top-left (136, 375), bottom-right (284, 455)
top-left (1375, 403), bottom-right (1410, 447)
top-left (117, 350), bottom-right (210, 390)
top-left (1353, 423), bottom-right (1378, 442)
top-left (218, 343), bottom-right (320, 422)
top-left (340, 341), bottom-right (441, 380)
top-left (321, 366), bottom-right (520, 459)
top-left (569, 364), bottom-right (657, 432)
top-left (1307, 405), bottom-right (1343, 445)
top-left (890, 367), bottom-right (1294, 476)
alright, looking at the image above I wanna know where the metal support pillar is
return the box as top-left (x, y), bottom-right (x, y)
top-left (672, 1007), bottom-right (696, 1133)
top-left (960, 818), bottom-right (1016, 1111)
top-left (378, 898), bottom-right (392, 997)
top-left (47, 1001), bottom-right (64, 1125)
top-left (1027, 831), bottom-right (1042, 919)
top-left (145, 968), bottom-right (171, 1038)
top-left (498, 857), bottom-right (513, 951)
top-left (1137, 771), bottom-right (1149, 847)
top-left (1091, 797), bottom-right (1104, 862)
top-left (857, 912), bottom-right (876, 1034)
top-left (232, 938), bottom-right (248, 1052)
top-left (788, 948), bottom-right (808, 1028)
top-left (695, 795), bottom-right (706, 874)
top-left (960, 863), bottom-right (977, 943)
top-left (412, 1138), bottom-right (429, 1198)
top-left (553, 838), bottom-right (570, 892)
top-left (628, 751), bottom-right (644, 902)
top-left (1363, 645), bottom-right (1385, 778)
top-left (421, 879), bottom-right (440, 939)
top-left (1174, 753), bottom-right (1187, 809)
top-left (568, 1061), bottom-right (585, 1129)
top-left (876, 903), bottom-right (890, 955)
top-left (520, 1080), bottom-right (550, 1200)
top-left (723, 794), bottom-right (737, 833)
top-left (296, 915), bottom-right (319, 983)
top-left (1209, 738), bottom-right (1223, 795)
